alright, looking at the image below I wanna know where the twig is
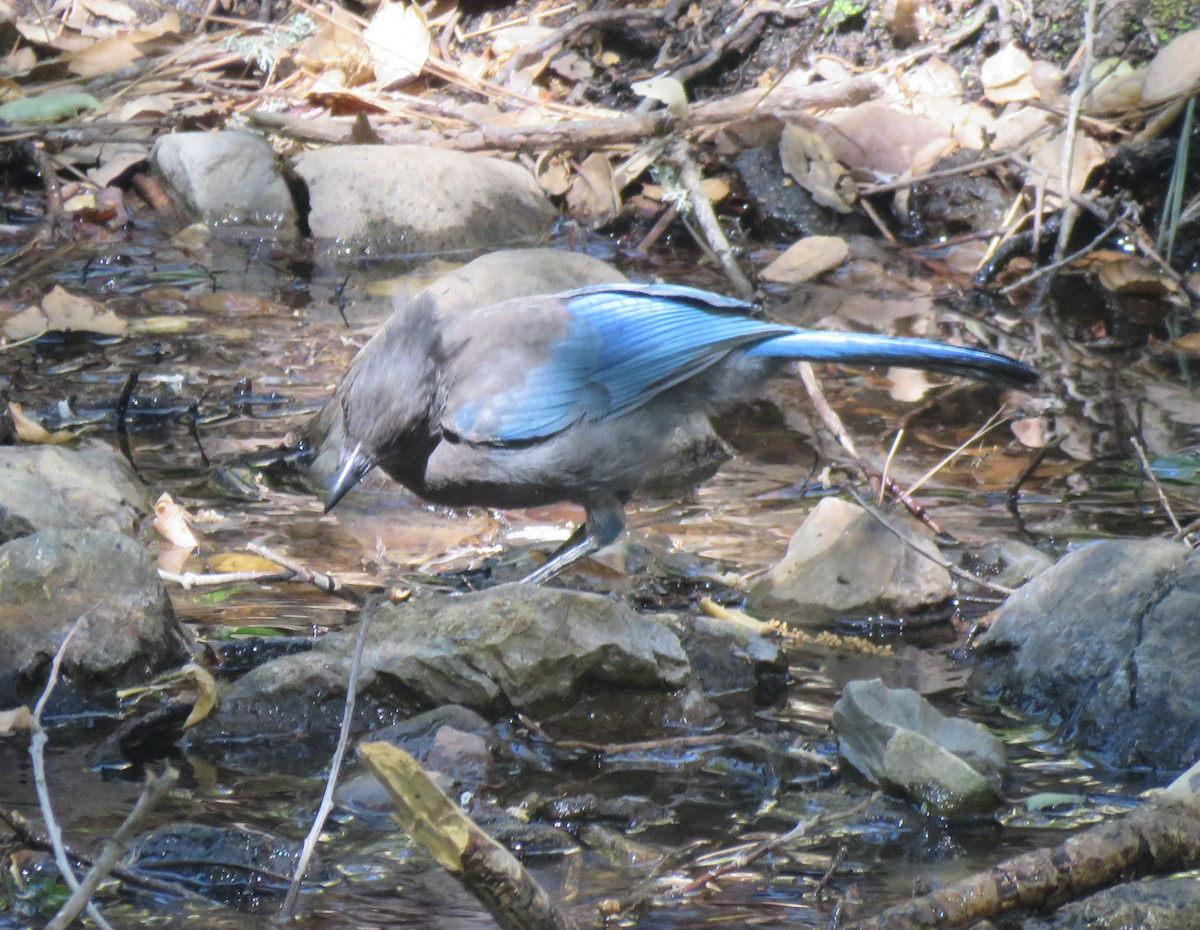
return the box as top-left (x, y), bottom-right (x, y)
top-left (246, 542), bottom-right (366, 607)
top-left (905, 408), bottom-right (1011, 496)
top-left (847, 490), bottom-right (1017, 596)
top-left (671, 793), bottom-right (879, 896)
top-left (669, 137), bottom-right (754, 300)
top-left (0, 807), bottom-right (203, 900)
top-left (158, 568), bottom-right (293, 588)
top-left (278, 600), bottom-right (379, 919)
top-left (1031, 0), bottom-right (1098, 313)
top-left (1130, 436), bottom-right (1185, 537)
top-left (798, 361), bottom-right (945, 536)
top-left (29, 616), bottom-right (115, 930)
top-left (880, 429), bottom-right (905, 506)
top-left (45, 768), bottom-right (180, 930)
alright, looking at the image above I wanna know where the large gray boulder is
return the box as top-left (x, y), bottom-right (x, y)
top-left (0, 529), bottom-right (189, 706)
top-left (152, 131), bottom-right (297, 228)
top-left (833, 679), bottom-right (1005, 818)
top-left (749, 498), bottom-right (953, 623)
top-left (971, 539), bottom-right (1200, 770)
top-left (192, 584), bottom-right (691, 743)
top-left (292, 146), bottom-right (558, 250)
top-left (0, 442), bottom-right (150, 538)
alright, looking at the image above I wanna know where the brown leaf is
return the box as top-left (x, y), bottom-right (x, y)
top-left (566, 153), bottom-right (620, 228)
top-left (8, 402), bottom-right (73, 444)
top-left (779, 122), bottom-right (855, 213)
top-left (154, 492), bottom-right (198, 549)
top-left (760, 235), bottom-right (849, 284)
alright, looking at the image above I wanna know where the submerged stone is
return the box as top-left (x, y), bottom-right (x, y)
top-left (833, 678), bottom-right (1004, 818)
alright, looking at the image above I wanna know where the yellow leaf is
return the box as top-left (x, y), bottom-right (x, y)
top-left (8, 402), bottom-right (74, 444)
top-left (208, 552), bottom-right (283, 573)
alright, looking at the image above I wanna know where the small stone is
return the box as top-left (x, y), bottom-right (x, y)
top-left (152, 131), bottom-right (297, 229)
top-left (833, 678), bottom-right (1004, 817)
top-left (748, 498), bottom-right (952, 624)
top-left (292, 145), bottom-right (557, 250)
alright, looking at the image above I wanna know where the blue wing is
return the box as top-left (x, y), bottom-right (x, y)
top-left (448, 285), bottom-right (790, 443)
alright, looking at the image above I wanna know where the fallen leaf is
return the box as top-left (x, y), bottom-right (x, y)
top-left (195, 292), bottom-right (287, 316)
top-left (67, 36), bottom-right (141, 77)
top-left (0, 91), bottom-right (99, 122)
top-left (3, 286), bottom-right (127, 340)
top-left (364, 2), bottom-right (429, 88)
top-left (631, 75), bottom-right (688, 119)
top-left (1142, 28), bottom-right (1200, 104)
top-left (981, 43), bottom-right (1038, 104)
top-left (780, 122), bottom-right (855, 212)
top-left (1085, 59), bottom-right (1145, 114)
top-left (181, 664), bottom-right (217, 728)
top-left (1011, 416), bottom-right (1049, 448)
top-left (760, 235), bottom-right (849, 284)
top-left (536, 154), bottom-right (572, 195)
top-left (887, 367), bottom-right (932, 402)
top-left (208, 552), bottom-right (283, 573)
top-left (0, 706), bottom-right (33, 737)
top-left (74, 0), bottom-right (137, 23)
top-left (1098, 257), bottom-right (1179, 296)
top-left (1169, 333), bottom-right (1200, 356)
top-left (154, 492), bottom-right (198, 549)
top-left (8, 402), bottom-right (73, 444)
top-left (566, 152), bottom-right (620, 228)
top-left (1027, 130), bottom-right (1105, 199)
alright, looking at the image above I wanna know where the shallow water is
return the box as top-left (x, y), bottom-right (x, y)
top-left (0, 221), bottom-right (1191, 927)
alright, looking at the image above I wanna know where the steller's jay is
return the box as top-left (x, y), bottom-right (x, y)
top-left (309, 283), bottom-right (1036, 584)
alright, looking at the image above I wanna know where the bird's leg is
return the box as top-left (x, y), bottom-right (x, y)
top-left (516, 497), bottom-right (626, 585)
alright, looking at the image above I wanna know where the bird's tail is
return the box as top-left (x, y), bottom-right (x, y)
top-left (744, 331), bottom-right (1037, 387)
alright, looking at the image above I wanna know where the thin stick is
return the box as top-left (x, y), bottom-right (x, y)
top-left (45, 767), bottom-right (180, 930)
top-left (247, 542), bottom-right (366, 607)
top-left (670, 793), bottom-right (879, 896)
top-left (278, 600), bottom-right (379, 919)
top-left (28, 616), bottom-right (115, 930)
top-left (158, 568), bottom-right (293, 588)
top-left (798, 362), bottom-right (945, 536)
top-left (905, 409), bottom-right (1010, 496)
top-left (1130, 436), bottom-right (1184, 537)
top-left (669, 137), bottom-right (754, 301)
top-left (880, 429), bottom-right (905, 506)
top-left (847, 490), bottom-right (1017, 596)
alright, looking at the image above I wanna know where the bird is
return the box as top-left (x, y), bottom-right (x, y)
top-left (305, 282), bottom-right (1036, 585)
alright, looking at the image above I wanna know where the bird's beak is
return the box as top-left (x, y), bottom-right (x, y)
top-left (324, 443), bottom-right (375, 512)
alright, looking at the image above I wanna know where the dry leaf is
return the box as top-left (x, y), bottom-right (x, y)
top-left (364, 2), bottom-right (429, 88)
top-left (1085, 59), bottom-right (1145, 114)
top-left (3, 286), bottom-right (126, 340)
top-left (1142, 28), bottom-right (1200, 104)
top-left (67, 37), bottom-right (143, 78)
top-left (1170, 333), bottom-right (1200, 356)
top-left (1098, 257), bottom-right (1179, 296)
top-left (981, 43), bottom-right (1038, 104)
top-left (760, 235), bottom-right (849, 284)
top-left (1011, 416), bottom-right (1049, 448)
top-left (536, 155), bottom-right (572, 195)
top-left (154, 492), bottom-right (198, 549)
top-left (181, 664), bottom-right (218, 728)
top-left (887, 367), bottom-right (932, 402)
top-left (208, 552), bottom-right (284, 573)
top-left (780, 122), bottom-right (855, 212)
top-left (74, 0), bottom-right (137, 23)
top-left (566, 152), bottom-right (620, 228)
top-left (195, 292), bottom-right (286, 316)
top-left (8, 402), bottom-right (73, 444)
top-left (1027, 130), bottom-right (1105, 199)
top-left (631, 76), bottom-right (688, 119)
top-left (294, 6), bottom-right (371, 83)
top-left (0, 706), bottom-right (33, 736)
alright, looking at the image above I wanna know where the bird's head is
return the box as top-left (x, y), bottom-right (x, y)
top-left (321, 296), bottom-right (443, 513)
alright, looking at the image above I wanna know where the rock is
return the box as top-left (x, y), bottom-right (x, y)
top-left (151, 131), bottom-right (297, 229)
top-left (0, 442), bottom-right (150, 537)
top-left (337, 705), bottom-right (500, 814)
top-left (292, 146), bottom-right (557, 250)
top-left (0, 505), bottom-right (35, 544)
top-left (973, 539), bottom-right (1054, 588)
top-left (833, 679), bottom-right (1005, 818)
top-left (971, 539), bottom-right (1200, 770)
top-left (302, 248), bottom-right (628, 490)
top-left (748, 498), bottom-right (953, 623)
top-left (673, 612), bottom-right (788, 700)
top-left (734, 147), bottom-right (842, 238)
top-left (0, 529), bottom-right (189, 707)
top-left (192, 585), bottom-right (690, 746)
top-left (1044, 876), bottom-right (1200, 930)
